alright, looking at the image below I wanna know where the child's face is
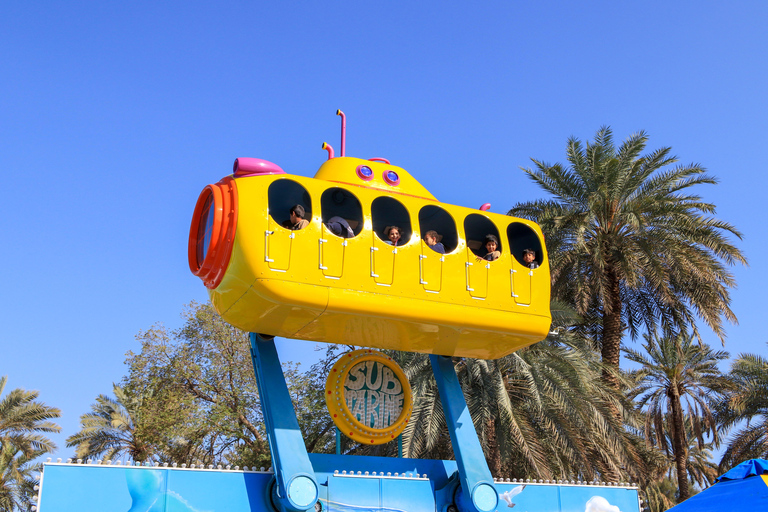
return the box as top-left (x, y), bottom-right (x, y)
top-left (485, 241), bottom-right (497, 252)
top-left (425, 234), bottom-right (436, 246)
top-left (389, 229), bottom-right (401, 242)
top-left (523, 252), bottom-right (534, 263)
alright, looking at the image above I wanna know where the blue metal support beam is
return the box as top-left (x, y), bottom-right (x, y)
top-left (430, 355), bottom-right (498, 512)
top-left (249, 333), bottom-right (318, 512)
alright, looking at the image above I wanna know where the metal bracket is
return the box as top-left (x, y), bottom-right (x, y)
top-left (265, 230), bottom-right (275, 262)
top-left (370, 247), bottom-right (379, 277)
top-left (319, 239), bottom-right (328, 270)
top-left (430, 355), bottom-right (498, 512)
top-left (250, 334), bottom-right (318, 512)
top-left (465, 262), bottom-right (474, 292)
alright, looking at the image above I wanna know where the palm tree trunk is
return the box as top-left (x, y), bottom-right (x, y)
top-left (669, 387), bottom-right (690, 501)
top-left (601, 266), bottom-right (623, 391)
top-left (486, 418), bottom-right (502, 477)
top-left (600, 265), bottom-right (625, 452)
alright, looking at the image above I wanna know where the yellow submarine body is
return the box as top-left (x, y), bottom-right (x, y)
top-left (189, 151), bottom-right (551, 360)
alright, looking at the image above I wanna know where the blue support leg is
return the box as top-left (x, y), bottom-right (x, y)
top-left (430, 355), bottom-right (498, 512)
top-left (250, 333), bottom-right (318, 512)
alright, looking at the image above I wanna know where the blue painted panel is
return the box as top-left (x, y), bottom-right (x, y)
top-left (38, 463), bottom-right (640, 512)
top-left (39, 465), bottom-right (135, 511)
top-left (494, 482), bottom-right (641, 512)
top-left (324, 475), bottom-right (435, 512)
top-left (309, 452), bottom-right (456, 488)
top-left (165, 470), bottom-right (273, 511)
top-left (326, 476), bottom-right (380, 511)
top-left (38, 465), bottom-right (274, 512)
top-left (495, 482), bottom-right (560, 511)
top-left (559, 485), bottom-right (640, 512)
top-left (380, 478), bottom-right (435, 512)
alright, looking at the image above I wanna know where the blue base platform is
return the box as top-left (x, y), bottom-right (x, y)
top-left (38, 454), bottom-right (641, 512)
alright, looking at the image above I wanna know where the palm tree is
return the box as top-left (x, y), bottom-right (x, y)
top-left (0, 376), bottom-right (60, 455)
top-left (717, 348), bottom-right (768, 471)
top-left (509, 127), bottom-right (745, 390)
top-left (683, 427), bottom-right (719, 490)
top-left (0, 375), bottom-right (61, 511)
top-left (635, 411), bottom-right (719, 506)
top-left (399, 326), bottom-right (646, 482)
top-left (625, 332), bottom-right (729, 501)
top-left (0, 445), bottom-right (44, 511)
top-left (642, 476), bottom-right (678, 512)
top-left (66, 384), bottom-right (151, 462)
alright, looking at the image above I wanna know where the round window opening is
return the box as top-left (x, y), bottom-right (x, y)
top-left (383, 170), bottom-right (400, 186)
top-left (356, 165), bottom-right (374, 181)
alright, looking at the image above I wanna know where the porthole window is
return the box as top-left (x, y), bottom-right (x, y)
top-left (321, 187), bottom-right (363, 238)
top-left (268, 180), bottom-right (312, 229)
top-left (356, 165), bottom-right (374, 181)
top-left (507, 222), bottom-right (544, 267)
top-left (372, 197), bottom-right (412, 246)
top-left (418, 205), bottom-right (458, 253)
top-left (464, 214), bottom-right (501, 259)
top-left (187, 177), bottom-right (237, 289)
top-left (196, 192), bottom-right (215, 266)
top-left (383, 170), bottom-right (400, 186)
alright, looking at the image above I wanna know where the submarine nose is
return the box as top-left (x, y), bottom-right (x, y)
top-left (188, 177), bottom-right (238, 289)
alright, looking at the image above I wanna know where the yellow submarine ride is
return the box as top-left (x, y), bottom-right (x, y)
top-left (188, 112), bottom-right (550, 359)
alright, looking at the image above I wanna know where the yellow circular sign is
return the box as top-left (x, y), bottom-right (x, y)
top-left (325, 349), bottom-right (413, 445)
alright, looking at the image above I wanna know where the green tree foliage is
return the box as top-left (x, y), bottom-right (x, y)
top-left (69, 302), bottom-right (336, 467)
top-left (641, 476), bottom-right (678, 512)
top-left (0, 446), bottom-right (43, 512)
top-left (681, 424), bottom-right (719, 490)
top-left (65, 384), bottom-right (150, 463)
top-left (634, 413), bottom-right (719, 512)
top-left (119, 302), bottom-right (269, 466)
top-left (398, 328), bottom-right (651, 482)
top-left (625, 333), bottom-right (729, 502)
top-left (717, 347), bottom-right (768, 471)
top-left (288, 345), bottom-right (340, 455)
top-left (509, 127), bottom-right (745, 391)
top-left (0, 375), bottom-right (61, 511)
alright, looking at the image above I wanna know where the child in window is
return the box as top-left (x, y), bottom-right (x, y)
top-left (523, 248), bottom-right (539, 269)
top-left (479, 234), bottom-right (500, 261)
top-left (385, 226), bottom-right (402, 246)
top-left (424, 230), bottom-right (445, 254)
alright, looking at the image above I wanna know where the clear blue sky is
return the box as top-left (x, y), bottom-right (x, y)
top-left (2, 1), bottom-right (766, 460)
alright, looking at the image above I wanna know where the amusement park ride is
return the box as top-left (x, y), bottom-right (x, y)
top-left (36, 112), bottom-right (641, 512)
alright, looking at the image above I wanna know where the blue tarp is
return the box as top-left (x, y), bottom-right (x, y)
top-left (718, 458), bottom-right (768, 481)
top-left (667, 459), bottom-right (768, 512)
